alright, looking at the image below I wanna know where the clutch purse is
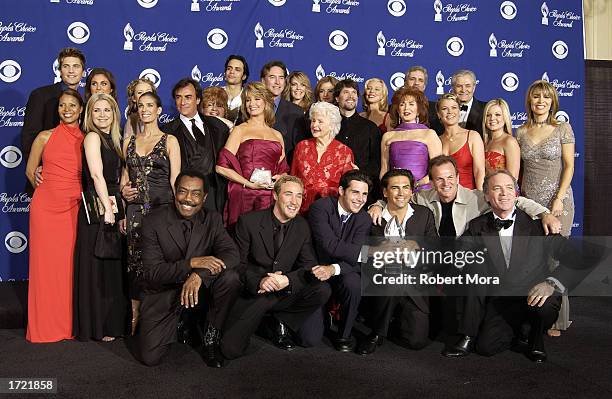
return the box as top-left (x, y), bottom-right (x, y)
top-left (249, 168), bottom-right (272, 185)
top-left (94, 222), bottom-right (122, 259)
top-left (81, 192), bottom-right (125, 225)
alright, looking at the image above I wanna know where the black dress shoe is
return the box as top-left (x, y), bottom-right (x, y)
top-left (442, 335), bottom-right (474, 357)
top-left (527, 349), bottom-right (547, 363)
top-left (272, 321), bottom-right (295, 351)
top-left (356, 334), bottom-right (384, 355)
top-left (333, 336), bottom-right (355, 352)
top-left (202, 325), bottom-right (224, 368)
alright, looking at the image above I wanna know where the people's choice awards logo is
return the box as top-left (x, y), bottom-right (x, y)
top-left (434, 0), bottom-right (478, 22)
top-left (388, 0), bottom-right (406, 17)
top-left (499, 1), bottom-right (517, 20)
top-left (0, 21), bottom-right (37, 43)
top-left (446, 37), bottom-right (464, 56)
top-left (435, 70), bottom-right (446, 95)
top-left (254, 22), bottom-right (304, 49)
top-left (5, 231), bottom-right (27, 254)
top-left (555, 111), bottom-right (569, 123)
top-left (542, 2), bottom-right (582, 28)
top-left (124, 23), bottom-right (134, 50)
top-left (207, 28), bottom-right (228, 49)
top-left (489, 33), bottom-right (497, 57)
top-left (0, 60), bottom-right (21, 83)
top-left (67, 21), bottom-right (89, 44)
top-left (191, 65), bottom-right (223, 87)
top-left (0, 106), bottom-right (25, 128)
top-left (541, 72), bottom-right (581, 97)
top-left (551, 40), bottom-right (568, 59)
top-left (489, 33), bottom-right (531, 58)
top-left (137, 0), bottom-right (158, 8)
top-left (329, 30), bottom-right (348, 51)
top-left (139, 68), bottom-right (161, 88)
top-left (192, 0), bottom-right (240, 12)
top-left (541, 2), bottom-right (549, 25)
top-left (389, 72), bottom-right (405, 91)
top-left (0, 146), bottom-right (22, 168)
top-left (122, 23), bottom-right (178, 52)
top-left (312, 0), bottom-right (360, 14)
top-left (377, 31), bottom-right (386, 56)
top-left (501, 72), bottom-right (519, 92)
top-left (315, 64), bottom-right (364, 83)
top-left (268, 0), bottom-right (286, 6)
top-left (377, 31), bottom-right (424, 58)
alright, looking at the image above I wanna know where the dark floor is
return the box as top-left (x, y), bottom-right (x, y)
top-left (1, 297), bottom-right (611, 399)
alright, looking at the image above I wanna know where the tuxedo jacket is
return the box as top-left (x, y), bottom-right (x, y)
top-left (464, 98), bottom-right (486, 139)
top-left (462, 209), bottom-right (581, 296)
top-left (234, 208), bottom-right (319, 296)
top-left (161, 114), bottom-right (229, 213)
top-left (370, 204), bottom-right (437, 239)
top-left (308, 197), bottom-right (372, 275)
top-left (21, 82), bottom-right (63, 161)
top-left (274, 98), bottom-right (308, 165)
top-left (139, 205), bottom-right (239, 295)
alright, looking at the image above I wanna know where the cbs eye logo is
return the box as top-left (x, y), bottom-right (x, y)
top-left (207, 28), bottom-right (228, 50)
top-left (329, 30), bottom-right (349, 51)
top-left (137, 0), bottom-right (158, 8)
top-left (552, 40), bottom-right (569, 60)
top-left (555, 111), bottom-right (570, 123)
top-left (0, 146), bottom-right (23, 169)
top-left (67, 22), bottom-right (90, 44)
top-left (0, 60), bottom-right (22, 83)
top-left (388, 0), bottom-right (406, 17)
top-left (389, 72), bottom-right (405, 91)
top-left (268, 0), bottom-right (286, 6)
top-left (499, 1), bottom-right (517, 20)
top-left (501, 72), bottom-right (519, 92)
top-left (139, 68), bottom-right (161, 88)
top-left (446, 37), bottom-right (464, 57)
top-left (5, 231), bottom-right (27, 254)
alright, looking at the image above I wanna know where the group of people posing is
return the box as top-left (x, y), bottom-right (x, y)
top-left (21, 47), bottom-right (576, 368)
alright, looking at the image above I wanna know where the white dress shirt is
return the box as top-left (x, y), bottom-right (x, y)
top-left (179, 113), bottom-right (205, 141)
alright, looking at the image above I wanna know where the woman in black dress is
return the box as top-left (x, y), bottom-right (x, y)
top-left (119, 91), bottom-right (181, 334)
top-left (73, 93), bottom-right (127, 341)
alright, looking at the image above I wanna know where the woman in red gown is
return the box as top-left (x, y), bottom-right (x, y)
top-left (291, 101), bottom-right (356, 214)
top-left (216, 82), bottom-right (289, 227)
top-left (25, 89), bottom-right (85, 343)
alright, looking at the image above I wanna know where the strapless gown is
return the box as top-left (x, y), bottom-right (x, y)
top-left (217, 138), bottom-right (289, 226)
top-left (485, 151), bottom-right (506, 174)
top-left (388, 122), bottom-right (431, 191)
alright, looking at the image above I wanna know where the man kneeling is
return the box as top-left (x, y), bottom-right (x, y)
top-left (133, 170), bottom-right (241, 368)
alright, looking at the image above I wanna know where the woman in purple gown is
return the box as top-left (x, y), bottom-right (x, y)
top-left (216, 82), bottom-right (289, 227)
top-left (380, 87), bottom-right (441, 191)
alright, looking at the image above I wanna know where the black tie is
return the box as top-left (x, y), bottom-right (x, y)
top-left (460, 104), bottom-right (468, 112)
top-left (340, 213), bottom-right (350, 235)
top-left (274, 223), bottom-right (286, 255)
top-left (182, 219), bottom-right (193, 245)
top-left (190, 118), bottom-right (206, 144)
top-left (493, 218), bottom-right (513, 231)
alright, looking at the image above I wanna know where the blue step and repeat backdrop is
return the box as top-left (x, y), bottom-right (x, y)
top-left (0, 0), bottom-right (585, 281)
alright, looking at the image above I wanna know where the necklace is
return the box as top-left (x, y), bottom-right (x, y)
top-left (534, 120), bottom-right (548, 127)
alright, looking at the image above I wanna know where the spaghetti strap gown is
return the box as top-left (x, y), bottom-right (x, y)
top-left (27, 122), bottom-right (84, 343)
top-left (450, 133), bottom-right (475, 189)
top-left (73, 133), bottom-right (128, 340)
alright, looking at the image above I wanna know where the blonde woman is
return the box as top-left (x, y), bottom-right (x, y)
top-left (360, 78), bottom-right (392, 134)
top-left (482, 99), bottom-right (520, 179)
top-left (123, 77), bottom-right (156, 139)
top-left (283, 71), bottom-right (314, 113)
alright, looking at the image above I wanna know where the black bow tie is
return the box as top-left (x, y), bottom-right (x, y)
top-left (493, 218), bottom-right (513, 231)
top-left (460, 104), bottom-right (468, 112)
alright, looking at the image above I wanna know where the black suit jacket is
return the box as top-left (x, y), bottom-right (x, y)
top-left (463, 209), bottom-right (581, 296)
top-left (465, 98), bottom-right (486, 139)
top-left (235, 208), bottom-right (318, 296)
top-left (139, 206), bottom-right (239, 294)
top-left (308, 197), bottom-right (372, 275)
top-left (370, 204), bottom-right (438, 239)
top-left (21, 82), bottom-right (63, 161)
top-left (161, 114), bottom-right (229, 213)
top-left (274, 98), bottom-right (308, 164)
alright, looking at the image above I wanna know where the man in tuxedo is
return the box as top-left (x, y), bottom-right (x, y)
top-left (306, 170), bottom-right (372, 352)
top-left (21, 47), bottom-right (86, 192)
top-left (335, 79), bottom-right (381, 203)
top-left (133, 170), bottom-right (242, 368)
top-left (404, 65), bottom-right (443, 135)
top-left (451, 69), bottom-right (487, 138)
top-left (358, 169), bottom-right (438, 355)
top-left (161, 78), bottom-right (230, 213)
top-left (443, 170), bottom-right (574, 362)
top-left (220, 176), bottom-right (331, 359)
top-left (260, 60), bottom-right (307, 164)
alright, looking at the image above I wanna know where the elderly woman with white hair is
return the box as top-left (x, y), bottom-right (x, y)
top-left (291, 101), bottom-right (357, 214)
